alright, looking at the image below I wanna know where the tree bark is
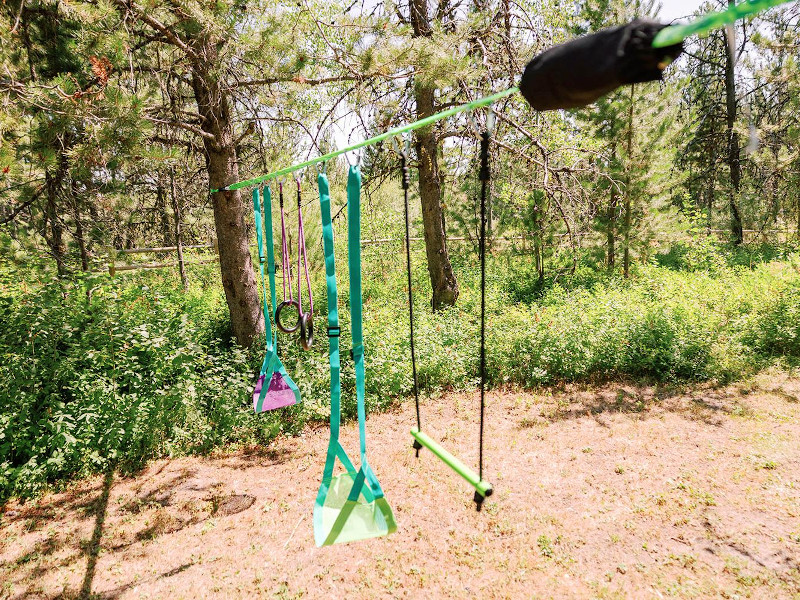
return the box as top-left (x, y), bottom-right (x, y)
top-left (409, 0), bottom-right (459, 310)
top-left (531, 194), bottom-right (544, 282)
top-left (190, 37), bottom-right (263, 347)
top-left (795, 182), bottom-right (800, 240)
top-left (724, 9), bottom-right (744, 245)
top-left (71, 182), bottom-right (89, 272)
top-left (607, 188), bottom-right (617, 269)
top-left (706, 142), bottom-right (715, 232)
top-left (170, 168), bottom-right (188, 290)
top-left (155, 176), bottom-right (173, 246)
top-left (44, 166), bottom-right (67, 276)
top-left (623, 86), bottom-right (634, 279)
top-left (607, 146), bottom-right (617, 270)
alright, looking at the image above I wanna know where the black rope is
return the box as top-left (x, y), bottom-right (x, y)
top-left (402, 149), bottom-right (423, 457)
top-left (478, 129), bottom-right (490, 486)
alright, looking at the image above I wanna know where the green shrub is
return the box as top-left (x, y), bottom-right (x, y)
top-left (2, 242), bottom-right (800, 501)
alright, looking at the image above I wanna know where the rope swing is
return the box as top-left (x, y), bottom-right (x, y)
top-left (407, 112), bottom-right (496, 511)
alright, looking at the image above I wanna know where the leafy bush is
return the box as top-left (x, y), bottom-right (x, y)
top-left (0, 270), bottom-right (280, 500)
top-left (2, 241), bottom-right (800, 501)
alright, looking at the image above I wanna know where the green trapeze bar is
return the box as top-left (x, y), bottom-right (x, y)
top-left (653, 0), bottom-right (795, 48)
top-left (411, 427), bottom-right (493, 498)
top-left (211, 87), bottom-right (518, 193)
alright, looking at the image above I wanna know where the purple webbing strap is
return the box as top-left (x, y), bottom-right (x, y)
top-left (279, 182), bottom-right (293, 303)
top-left (296, 178), bottom-right (314, 314)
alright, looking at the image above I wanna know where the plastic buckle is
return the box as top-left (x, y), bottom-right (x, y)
top-left (327, 326), bottom-right (340, 338)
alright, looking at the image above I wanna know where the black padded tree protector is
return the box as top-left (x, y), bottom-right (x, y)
top-left (519, 19), bottom-right (684, 111)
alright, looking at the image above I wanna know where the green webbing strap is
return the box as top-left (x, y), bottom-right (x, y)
top-left (263, 186), bottom-right (279, 331)
top-left (347, 165), bottom-right (385, 497)
top-left (316, 171), bottom-right (355, 478)
top-left (315, 170), bottom-right (359, 545)
top-left (653, 0), bottom-right (795, 48)
top-left (314, 169), bottom-right (396, 546)
top-left (252, 187), bottom-right (301, 411)
top-left (253, 188), bottom-right (273, 356)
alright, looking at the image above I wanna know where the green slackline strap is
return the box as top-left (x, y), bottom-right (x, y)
top-left (653, 0), bottom-right (795, 47)
top-left (313, 169), bottom-right (396, 546)
top-left (348, 166), bottom-right (367, 463)
top-left (211, 87), bottom-right (518, 193)
top-left (213, 1), bottom-right (795, 196)
top-left (317, 171), bottom-right (343, 463)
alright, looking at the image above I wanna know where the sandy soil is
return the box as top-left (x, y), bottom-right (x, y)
top-left (2, 371), bottom-right (799, 599)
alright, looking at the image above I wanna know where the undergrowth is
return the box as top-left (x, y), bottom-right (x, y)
top-left (1, 240), bottom-right (799, 501)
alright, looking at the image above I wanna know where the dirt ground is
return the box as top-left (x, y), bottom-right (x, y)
top-left (2, 371), bottom-right (799, 600)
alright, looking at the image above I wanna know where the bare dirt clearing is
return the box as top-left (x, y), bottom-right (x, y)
top-left (2, 371), bottom-right (799, 599)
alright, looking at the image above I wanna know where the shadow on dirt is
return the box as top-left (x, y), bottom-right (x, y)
top-left (521, 381), bottom-right (767, 429)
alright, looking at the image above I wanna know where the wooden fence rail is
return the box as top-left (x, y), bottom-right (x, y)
top-left (105, 228), bottom-right (796, 277)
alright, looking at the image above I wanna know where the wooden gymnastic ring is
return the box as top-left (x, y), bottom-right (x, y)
top-left (275, 300), bottom-right (301, 333)
top-left (299, 312), bottom-right (314, 351)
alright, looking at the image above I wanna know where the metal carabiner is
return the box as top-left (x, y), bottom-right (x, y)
top-left (486, 107), bottom-right (497, 135)
top-left (345, 149), bottom-right (362, 167)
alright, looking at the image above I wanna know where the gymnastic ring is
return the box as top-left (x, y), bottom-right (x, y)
top-left (275, 300), bottom-right (301, 334)
top-left (299, 312), bottom-right (314, 351)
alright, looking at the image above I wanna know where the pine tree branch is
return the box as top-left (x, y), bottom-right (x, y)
top-left (145, 116), bottom-right (216, 141)
top-left (0, 185), bottom-right (44, 225)
top-left (232, 71), bottom-right (411, 89)
top-left (112, 0), bottom-right (198, 59)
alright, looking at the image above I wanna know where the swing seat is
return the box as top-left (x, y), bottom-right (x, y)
top-left (252, 371), bottom-right (297, 412)
top-left (314, 465), bottom-right (397, 547)
top-left (252, 350), bottom-right (300, 413)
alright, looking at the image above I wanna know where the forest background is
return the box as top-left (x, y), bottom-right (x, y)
top-left (1, 0), bottom-right (800, 501)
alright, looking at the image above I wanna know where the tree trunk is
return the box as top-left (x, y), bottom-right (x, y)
top-left (190, 38), bottom-right (263, 347)
top-left (706, 152), bottom-right (715, 233)
top-left (68, 176), bottom-right (90, 271)
top-left (623, 86), bottom-right (634, 279)
top-left (409, 0), bottom-right (459, 310)
top-left (531, 195), bottom-right (544, 282)
top-left (607, 187), bottom-right (617, 270)
top-left (796, 190), bottom-right (800, 240)
top-left (171, 168), bottom-right (188, 290)
top-left (44, 171), bottom-right (67, 276)
top-left (71, 188), bottom-right (89, 272)
top-left (155, 176), bottom-right (173, 246)
top-left (724, 11), bottom-right (744, 245)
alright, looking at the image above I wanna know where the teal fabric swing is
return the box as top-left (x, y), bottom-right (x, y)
top-left (313, 166), bottom-right (397, 547)
top-left (252, 187), bottom-right (301, 412)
